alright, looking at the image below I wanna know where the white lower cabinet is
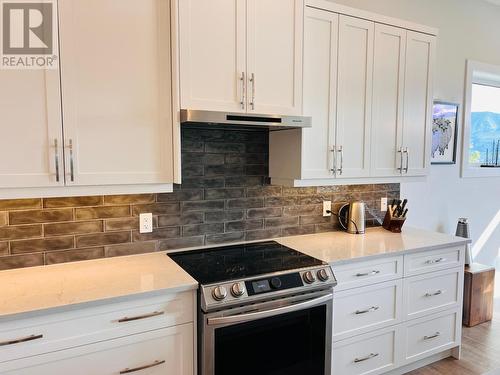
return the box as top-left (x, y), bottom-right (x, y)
top-left (332, 245), bottom-right (465, 374)
top-left (0, 291), bottom-right (196, 375)
top-left (333, 326), bottom-right (400, 375)
top-left (2, 324), bottom-right (194, 375)
top-left (333, 280), bottom-right (402, 341)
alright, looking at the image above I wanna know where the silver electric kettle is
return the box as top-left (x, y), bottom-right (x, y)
top-left (338, 201), bottom-right (366, 234)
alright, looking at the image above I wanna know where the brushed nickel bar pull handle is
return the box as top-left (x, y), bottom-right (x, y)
top-left (354, 353), bottom-right (379, 363)
top-left (249, 73), bottom-right (255, 110)
top-left (54, 139), bottom-right (60, 182)
top-left (355, 270), bottom-right (380, 277)
top-left (404, 147), bottom-right (409, 174)
top-left (117, 311), bottom-right (164, 323)
top-left (337, 145), bottom-right (343, 175)
top-left (240, 72), bottom-right (245, 109)
top-left (0, 334), bottom-right (43, 347)
top-left (330, 146), bottom-right (336, 175)
top-left (424, 332), bottom-right (441, 340)
top-left (425, 290), bottom-right (444, 297)
top-left (119, 360), bottom-right (165, 374)
top-left (355, 306), bottom-right (379, 315)
top-left (398, 147), bottom-right (403, 174)
top-left (425, 257), bottom-right (445, 264)
top-left (67, 139), bottom-right (74, 182)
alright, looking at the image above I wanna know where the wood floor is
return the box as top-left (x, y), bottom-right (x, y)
top-left (407, 298), bottom-right (500, 374)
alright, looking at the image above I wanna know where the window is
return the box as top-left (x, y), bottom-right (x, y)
top-left (470, 84), bottom-right (500, 165)
top-left (462, 60), bottom-right (500, 177)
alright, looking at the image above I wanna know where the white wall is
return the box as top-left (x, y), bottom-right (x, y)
top-left (329, 0), bottom-right (500, 265)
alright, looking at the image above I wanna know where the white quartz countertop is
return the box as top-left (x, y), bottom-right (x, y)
top-left (0, 226), bottom-right (468, 319)
top-left (0, 252), bottom-right (197, 319)
top-left (277, 226), bottom-right (470, 265)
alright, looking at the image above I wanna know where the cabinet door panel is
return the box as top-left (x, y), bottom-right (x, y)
top-left (371, 24), bottom-right (406, 177)
top-left (301, 8), bottom-right (338, 179)
top-left (247, 0), bottom-right (303, 115)
top-left (59, 0), bottom-right (173, 186)
top-left (0, 58), bottom-right (63, 187)
top-left (402, 31), bottom-right (435, 176)
top-left (336, 16), bottom-right (374, 178)
top-left (179, 0), bottom-right (246, 112)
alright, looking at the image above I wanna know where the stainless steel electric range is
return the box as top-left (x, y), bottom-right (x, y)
top-left (169, 241), bottom-right (336, 375)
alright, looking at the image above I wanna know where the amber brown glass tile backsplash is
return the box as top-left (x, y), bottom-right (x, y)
top-left (0, 126), bottom-right (399, 270)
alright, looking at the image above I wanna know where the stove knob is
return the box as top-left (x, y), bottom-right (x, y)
top-left (212, 286), bottom-right (228, 301)
top-left (270, 277), bottom-right (282, 289)
top-left (303, 271), bottom-right (316, 284)
top-left (231, 282), bottom-right (245, 297)
top-left (317, 269), bottom-right (330, 282)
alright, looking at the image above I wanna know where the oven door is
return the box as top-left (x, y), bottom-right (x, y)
top-left (200, 290), bottom-right (333, 375)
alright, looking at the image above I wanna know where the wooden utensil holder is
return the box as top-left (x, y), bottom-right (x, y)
top-left (382, 207), bottom-right (406, 233)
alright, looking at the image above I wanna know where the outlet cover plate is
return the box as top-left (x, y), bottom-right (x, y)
top-left (381, 197), bottom-right (388, 211)
top-left (139, 213), bottom-right (153, 233)
top-left (323, 201), bottom-right (332, 217)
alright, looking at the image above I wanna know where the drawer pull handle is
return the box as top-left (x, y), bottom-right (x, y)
top-left (425, 257), bottom-right (445, 264)
top-left (0, 334), bottom-right (43, 347)
top-left (424, 290), bottom-right (444, 297)
top-left (424, 332), bottom-right (441, 340)
top-left (119, 360), bottom-right (165, 374)
top-left (117, 311), bottom-right (164, 323)
top-left (355, 306), bottom-right (380, 315)
top-left (354, 353), bottom-right (379, 363)
top-left (355, 270), bottom-right (380, 277)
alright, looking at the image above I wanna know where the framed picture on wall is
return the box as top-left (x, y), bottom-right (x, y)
top-left (431, 101), bottom-right (459, 164)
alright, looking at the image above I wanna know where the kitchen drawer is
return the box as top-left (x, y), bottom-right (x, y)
top-left (0, 323), bottom-right (194, 375)
top-left (332, 256), bottom-right (403, 291)
top-left (333, 279), bottom-right (403, 341)
top-left (404, 246), bottom-right (464, 276)
top-left (332, 326), bottom-right (400, 375)
top-left (0, 291), bottom-right (194, 363)
top-left (403, 309), bottom-right (460, 364)
top-left (403, 267), bottom-right (462, 320)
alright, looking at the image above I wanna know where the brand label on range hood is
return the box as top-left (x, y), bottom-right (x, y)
top-left (180, 109), bottom-right (311, 129)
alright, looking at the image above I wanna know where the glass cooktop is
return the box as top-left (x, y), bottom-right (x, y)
top-left (168, 241), bottom-right (325, 285)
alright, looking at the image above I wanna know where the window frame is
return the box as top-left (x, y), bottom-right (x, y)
top-left (462, 60), bottom-right (500, 178)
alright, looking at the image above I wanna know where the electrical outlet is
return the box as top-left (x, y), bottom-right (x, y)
top-left (139, 213), bottom-right (153, 233)
top-left (323, 201), bottom-right (332, 217)
top-left (381, 197), bottom-right (388, 211)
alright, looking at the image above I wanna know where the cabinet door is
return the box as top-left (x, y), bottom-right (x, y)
top-left (179, 0), bottom-right (246, 113)
top-left (371, 24), bottom-right (406, 177)
top-left (247, 0), bottom-right (303, 115)
top-left (58, 0), bottom-right (174, 186)
top-left (336, 16), bottom-right (374, 178)
top-left (301, 7), bottom-right (338, 179)
top-left (2, 324), bottom-right (194, 375)
top-left (0, 71), bottom-right (63, 188)
top-left (402, 31), bottom-right (435, 176)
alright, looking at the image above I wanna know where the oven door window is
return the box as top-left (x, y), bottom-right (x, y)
top-left (214, 305), bottom-right (326, 375)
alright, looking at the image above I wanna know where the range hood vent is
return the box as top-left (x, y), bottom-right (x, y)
top-left (180, 109), bottom-right (311, 130)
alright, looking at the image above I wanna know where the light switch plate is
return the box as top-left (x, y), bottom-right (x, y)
top-left (139, 213), bottom-right (153, 233)
top-left (323, 201), bottom-right (332, 217)
top-left (381, 197), bottom-right (388, 211)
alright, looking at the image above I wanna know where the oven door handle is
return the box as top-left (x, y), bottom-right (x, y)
top-left (207, 293), bottom-right (333, 326)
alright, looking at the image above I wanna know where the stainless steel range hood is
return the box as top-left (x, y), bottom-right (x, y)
top-left (180, 109), bottom-right (311, 129)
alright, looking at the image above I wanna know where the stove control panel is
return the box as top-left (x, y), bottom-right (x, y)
top-left (201, 266), bottom-right (336, 312)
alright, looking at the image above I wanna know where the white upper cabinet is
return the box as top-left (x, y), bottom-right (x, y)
top-left (301, 7), bottom-right (339, 179)
top-left (178, 0), bottom-right (304, 116)
top-left (179, 0), bottom-right (246, 113)
top-left (0, 69), bottom-right (63, 189)
top-left (269, 4), bottom-right (437, 186)
top-left (371, 24), bottom-right (407, 177)
top-left (246, 0), bottom-right (303, 115)
top-left (402, 31), bottom-right (435, 176)
top-left (335, 15), bottom-right (374, 178)
top-left (59, 0), bottom-right (174, 186)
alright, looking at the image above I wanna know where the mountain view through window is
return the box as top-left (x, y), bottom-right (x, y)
top-left (470, 83), bottom-right (500, 164)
